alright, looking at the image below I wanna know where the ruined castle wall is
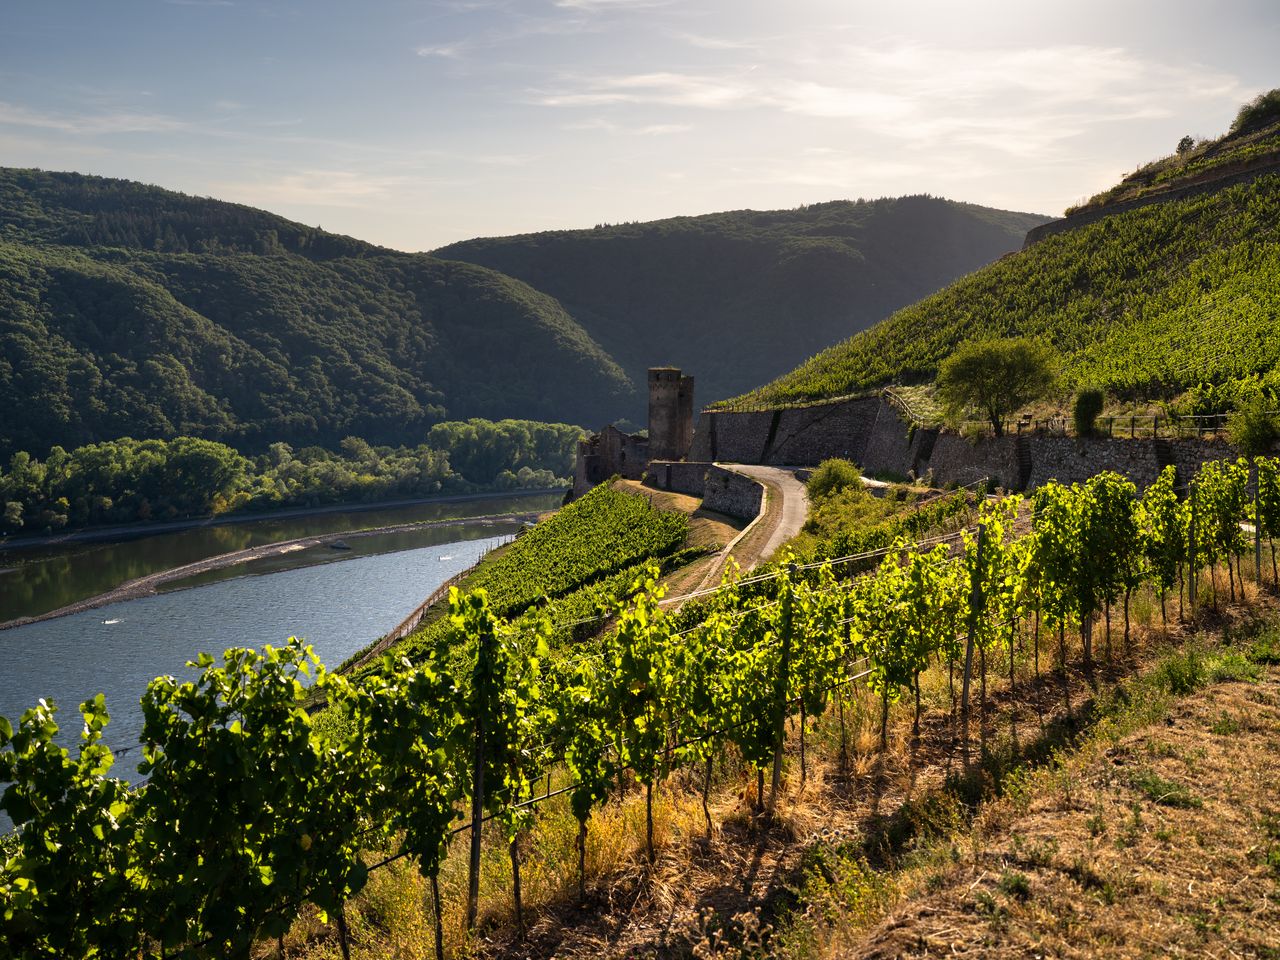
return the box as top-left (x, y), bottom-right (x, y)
top-left (689, 396), bottom-right (880, 466)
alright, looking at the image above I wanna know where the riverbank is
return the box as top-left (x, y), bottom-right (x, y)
top-left (0, 511), bottom-right (540, 631)
top-left (0, 486), bottom-right (567, 552)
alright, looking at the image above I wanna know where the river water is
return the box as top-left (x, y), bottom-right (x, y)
top-left (0, 492), bottom-right (561, 779)
top-left (0, 491), bottom-right (560, 623)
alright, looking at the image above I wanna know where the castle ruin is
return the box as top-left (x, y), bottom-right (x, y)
top-left (572, 366), bottom-right (695, 497)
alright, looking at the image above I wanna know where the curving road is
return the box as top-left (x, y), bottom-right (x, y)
top-left (717, 463), bottom-right (810, 569)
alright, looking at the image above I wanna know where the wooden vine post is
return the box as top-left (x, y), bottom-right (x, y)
top-left (960, 523), bottom-right (986, 766)
top-left (1189, 482), bottom-right (1198, 619)
top-left (1255, 460), bottom-right (1264, 587)
top-left (466, 604), bottom-right (496, 931)
top-left (767, 563), bottom-right (796, 815)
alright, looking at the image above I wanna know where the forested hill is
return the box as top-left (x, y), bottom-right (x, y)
top-left (433, 197), bottom-right (1050, 405)
top-left (0, 168), bottom-right (630, 458)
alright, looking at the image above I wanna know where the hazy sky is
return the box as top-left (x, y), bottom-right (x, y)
top-left (3, 0), bottom-right (1277, 251)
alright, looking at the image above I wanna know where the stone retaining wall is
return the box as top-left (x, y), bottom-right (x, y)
top-left (702, 465), bottom-right (764, 520)
top-left (692, 396), bottom-right (1246, 494)
top-left (1024, 157), bottom-right (1280, 247)
top-left (646, 460), bottom-right (711, 496)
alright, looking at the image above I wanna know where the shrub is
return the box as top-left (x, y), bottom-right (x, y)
top-left (806, 459), bottom-right (863, 501)
top-left (1227, 394), bottom-right (1279, 456)
top-left (1230, 88), bottom-right (1280, 135)
top-left (1073, 388), bottom-right (1105, 436)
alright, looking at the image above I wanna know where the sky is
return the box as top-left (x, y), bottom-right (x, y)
top-left (2, 0), bottom-right (1277, 252)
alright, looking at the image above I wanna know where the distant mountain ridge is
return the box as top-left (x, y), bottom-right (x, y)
top-left (435, 197), bottom-right (1050, 407)
top-left (0, 168), bottom-right (1046, 458)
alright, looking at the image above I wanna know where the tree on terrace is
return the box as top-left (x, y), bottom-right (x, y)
top-left (935, 338), bottom-right (1056, 437)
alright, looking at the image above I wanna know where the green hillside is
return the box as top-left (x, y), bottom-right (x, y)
top-left (731, 171), bottom-right (1280, 411)
top-left (434, 196), bottom-right (1049, 405)
top-left (0, 168), bottom-right (631, 458)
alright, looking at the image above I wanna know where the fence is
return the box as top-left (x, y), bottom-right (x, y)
top-left (942, 411), bottom-right (1274, 441)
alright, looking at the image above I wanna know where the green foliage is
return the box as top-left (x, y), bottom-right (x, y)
top-left (0, 168), bottom-right (629, 458)
top-left (1136, 467), bottom-right (1187, 598)
top-left (731, 174), bottom-right (1280, 409)
top-left (806, 458), bottom-right (863, 501)
top-left (0, 420), bottom-right (581, 534)
top-left (136, 642), bottom-right (371, 954)
top-left (1231, 89), bottom-right (1280, 135)
top-left (0, 696), bottom-right (140, 957)
top-left (1129, 769), bottom-right (1201, 809)
top-left (1073, 387), bottom-right (1105, 437)
top-left (386, 485), bottom-right (690, 670)
top-left (436, 196), bottom-right (1047, 409)
top-left (1227, 395), bottom-right (1279, 457)
top-left (934, 338), bottom-right (1056, 435)
top-left (4, 455), bottom-right (1277, 951)
top-left (462, 484), bottom-right (687, 619)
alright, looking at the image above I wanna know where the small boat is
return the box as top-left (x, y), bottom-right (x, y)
top-left (328, 539), bottom-right (352, 551)
top-left (103, 619), bottom-right (121, 625)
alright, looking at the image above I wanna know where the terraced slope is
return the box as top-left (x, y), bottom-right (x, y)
top-left (732, 173), bottom-right (1280, 410)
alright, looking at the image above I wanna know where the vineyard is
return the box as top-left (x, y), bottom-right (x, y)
top-left (354, 483), bottom-right (692, 670)
top-left (728, 172), bottom-right (1280, 412)
top-left (3, 456), bottom-right (1280, 958)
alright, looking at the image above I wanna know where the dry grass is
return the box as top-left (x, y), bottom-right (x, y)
top-left (848, 667), bottom-right (1280, 958)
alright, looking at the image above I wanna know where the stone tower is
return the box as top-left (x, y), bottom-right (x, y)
top-left (648, 367), bottom-right (695, 461)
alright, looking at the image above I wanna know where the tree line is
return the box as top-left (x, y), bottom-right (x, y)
top-left (0, 419), bottom-right (584, 535)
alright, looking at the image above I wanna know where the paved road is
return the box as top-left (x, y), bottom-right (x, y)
top-left (718, 463), bottom-right (810, 567)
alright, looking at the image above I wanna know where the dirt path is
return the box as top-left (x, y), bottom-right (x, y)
top-left (719, 463), bottom-right (810, 568)
top-left (0, 512), bottom-right (540, 632)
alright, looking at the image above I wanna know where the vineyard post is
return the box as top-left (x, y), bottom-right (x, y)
top-left (1189, 482), bottom-right (1198, 619)
top-left (768, 563), bottom-right (797, 815)
top-left (960, 523), bottom-right (986, 766)
top-left (466, 612), bottom-right (494, 931)
top-left (1254, 460), bottom-right (1263, 587)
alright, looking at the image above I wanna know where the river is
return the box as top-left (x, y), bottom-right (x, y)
top-left (0, 491), bottom-right (561, 624)
top-left (0, 492), bottom-right (561, 779)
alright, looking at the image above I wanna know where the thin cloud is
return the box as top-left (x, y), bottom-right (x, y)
top-left (554, 0), bottom-right (675, 10)
top-left (0, 101), bottom-right (186, 135)
top-left (533, 43), bottom-right (1245, 161)
top-left (673, 32), bottom-right (764, 52)
top-left (563, 117), bottom-right (691, 135)
top-left (209, 169), bottom-right (413, 208)
top-left (416, 43), bottom-right (469, 59)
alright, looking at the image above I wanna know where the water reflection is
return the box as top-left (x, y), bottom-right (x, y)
top-left (0, 492), bottom-right (560, 623)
